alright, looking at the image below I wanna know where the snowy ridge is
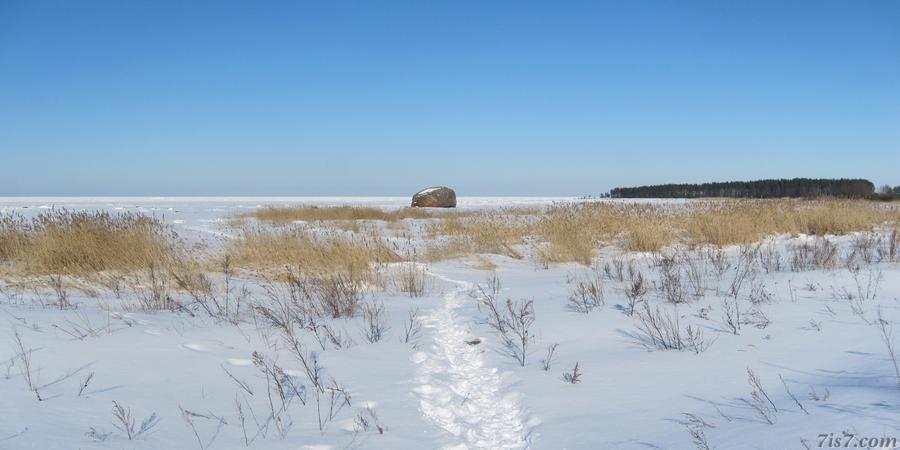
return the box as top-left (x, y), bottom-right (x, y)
top-left (413, 272), bottom-right (534, 449)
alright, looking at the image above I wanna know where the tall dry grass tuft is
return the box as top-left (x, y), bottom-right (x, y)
top-left (686, 199), bottom-right (900, 246)
top-left (624, 222), bottom-right (675, 253)
top-left (536, 199), bottom-right (899, 264)
top-left (227, 225), bottom-right (400, 282)
top-left (536, 202), bottom-right (675, 263)
top-left (239, 205), bottom-right (434, 224)
top-left (425, 212), bottom-right (528, 261)
top-left (0, 210), bottom-right (178, 275)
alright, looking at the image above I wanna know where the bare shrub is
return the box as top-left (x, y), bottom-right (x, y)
top-left (790, 238), bottom-right (837, 272)
top-left (655, 254), bottom-right (687, 304)
top-left (266, 269), bottom-right (365, 320)
top-left (472, 274), bottom-right (507, 334)
top-left (683, 254), bottom-right (707, 299)
top-left (634, 304), bottom-right (712, 353)
top-left (232, 395), bottom-right (254, 446)
top-left (135, 261), bottom-right (175, 311)
top-left (705, 247), bottom-right (731, 281)
top-left (472, 278), bottom-right (536, 366)
top-left (684, 412), bottom-right (720, 449)
top-left (500, 299), bottom-right (536, 367)
top-left (686, 426), bottom-right (714, 450)
top-left (567, 268), bottom-right (604, 313)
top-left (622, 268), bottom-right (649, 316)
top-left (833, 286), bottom-right (870, 324)
top-left (877, 229), bottom-right (898, 262)
top-left (850, 232), bottom-right (880, 265)
top-left (353, 405), bottom-right (385, 435)
top-left (278, 324), bottom-right (352, 433)
top-left (12, 329), bottom-right (42, 401)
top-left (48, 274), bottom-right (70, 309)
top-left (250, 350), bottom-right (303, 439)
top-left (683, 412), bottom-right (715, 429)
top-left (759, 242), bottom-right (783, 273)
top-left (171, 255), bottom-right (245, 323)
top-left (312, 322), bottom-right (352, 349)
top-left (807, 319), bottom-right (822, 332)
top-left (635, 304), bottom-right (684, 350)
top-left (361, 300), bottom-right (389, 344)
top-left (2, 358), bottom-right (12, 380)
top-left (562, 362), bottom-right (582, 384)
top-left (391, 261), bottom-right (428, 297)
top-left (743, 368), bottom-right (777, 425)
top-left (808, 385), bottom-right (830, 401)
top-left (684, 325), bottom-right (715, 354)
top-left (721, 297), bottom-right (741, 335)
top-left (400, 307), bottom-right (422, 345)
top-left (112, 400), bottom-right (160, 440)
top-left (747, 281), bottom-right (775, 305)
top-left (876, 307), bottom-right (900, 386)
top-left (85, 427), bottom-right (112, 442)
top-left (540, 343), bottom-right (559, 371)
top-left (54, 310), bottom-right (103, 340)
top-left (779, 375), bottom-right (809, 415)
top-left (322, 381), bottom-right (353, 433)
top-left (850, 266), bottom-right (882, 301)
top-left (729, 257), bottom-right (757, 300)
top-left (603, 255), bottom-right (627, 282)
top-left (78, 372), bottom-right (95, 397)
top-left (180, 407), bottom-right (227, 450)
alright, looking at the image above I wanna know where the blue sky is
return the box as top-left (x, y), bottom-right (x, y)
top-left (1, 0), bottom-right (898, 196)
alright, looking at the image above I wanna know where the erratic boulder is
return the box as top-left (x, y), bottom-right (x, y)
top-left (411, 186), bottom-right (457, 208)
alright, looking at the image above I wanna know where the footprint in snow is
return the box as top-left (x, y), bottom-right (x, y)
top-left (411, 352), bottom-right (428, 364)
top-left (181, 340), bottom-right (235, 353)
top-left (224, 358), bottom-right (252, 366)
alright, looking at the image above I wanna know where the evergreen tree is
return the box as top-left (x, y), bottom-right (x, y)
top-left (609, 178), bottom-right (875, 199)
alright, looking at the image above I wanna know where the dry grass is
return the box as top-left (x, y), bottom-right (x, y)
top-left (0, 210), bottom-right (179, 275)
top-left (239, 205), bottom-right (434, 224)
top-left (535, 203), bottom-right (674, 263)
top-left (535, 199), bottom-right (899, 264)
top-left (389, 262), bottom-right (430, 297)
top-left (425, 212), bottom-right (529, 261)
top-left (226, 225), bottom-right (400, 282)
top-left (3, 200), bottom-right (895, 283)
top-left (470, 255), bottom-right (498, 271)
top-left (685, 199), bottom-right (899, 246)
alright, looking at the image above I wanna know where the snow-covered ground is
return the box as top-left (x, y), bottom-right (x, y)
top-left (1, 198), bottom-right (899, 449)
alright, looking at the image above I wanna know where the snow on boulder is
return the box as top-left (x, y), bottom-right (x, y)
top-left (411, 186), bottom-right (457, 208)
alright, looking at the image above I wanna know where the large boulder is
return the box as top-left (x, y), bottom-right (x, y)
top-left (411, 186), bottom-right (457, 208)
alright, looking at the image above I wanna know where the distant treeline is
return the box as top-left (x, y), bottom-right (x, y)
top-left (608, 178), bottom-right (876, 199)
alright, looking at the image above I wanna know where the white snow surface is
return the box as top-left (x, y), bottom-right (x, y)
top-left (0, 197), bottom-right (899, 449)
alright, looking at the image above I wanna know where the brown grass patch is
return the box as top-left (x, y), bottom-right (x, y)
top-left (226, 225), bottom-right (400, 282)
top-left (685, 199), bottom-right (900, 246)
top-left (535, 203), bottom-right (673, 263)
top-left (0, 210), bottom-right (179, 275)
top-left (3, 200), bottom-right (894, 281)
top-left (238, 205), bottom-right (434, 224)
top-left (425, 213), bottom-right (528, 261)
top-left (535, 199), bottom-right (900, 264)
top-left (470, 255), bottom-right (498, 271)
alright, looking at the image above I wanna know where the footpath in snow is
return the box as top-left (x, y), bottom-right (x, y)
top-left (412, 273), bottom-right (533, 449)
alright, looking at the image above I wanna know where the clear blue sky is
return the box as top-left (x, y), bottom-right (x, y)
top-left (1, 0), bottom-right (898, 196)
